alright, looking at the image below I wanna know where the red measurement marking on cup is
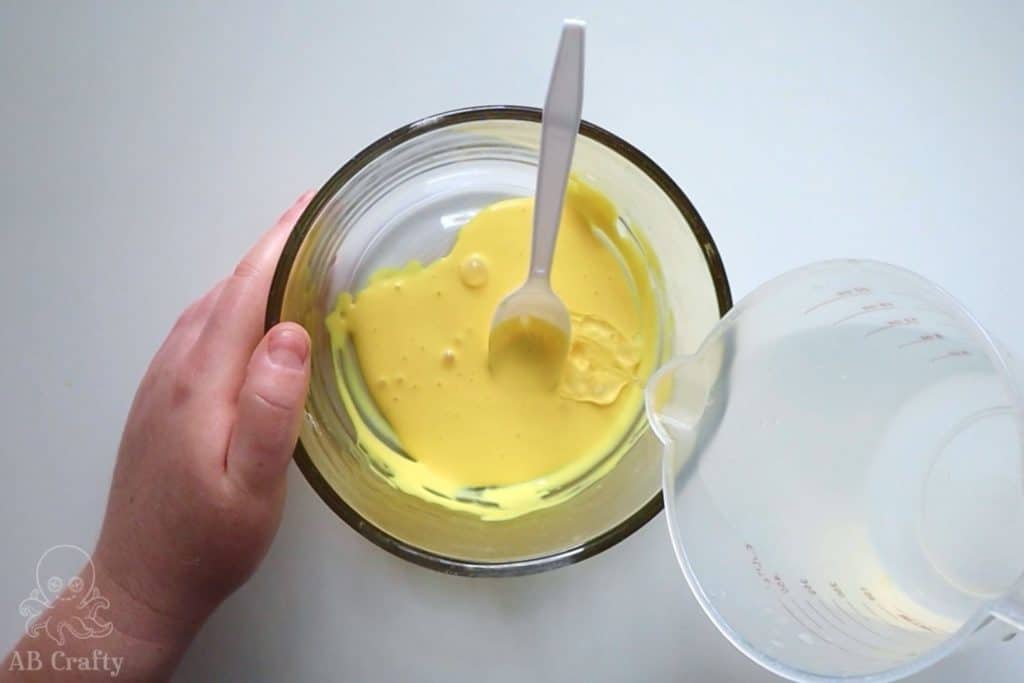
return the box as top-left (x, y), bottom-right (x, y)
top-left (802, 580), bottom-right (849, 627)
top-left (860, 587), bottom-right (902, 622)
top-left (840, 593), bottom-right (945, 645)
top-left (829, 598), bottom-right (891, 640)
top-left (755, 560), bottom-right (930, 658)
top-left (930, 350), bottom-right (970, 363)
top-left (804, 287), bottom-right (872, 314)
top-left (832, 589), bottom-right (931, 643)
top-left (810, 585), bottom-right (893, 641)
top-left (832, 602), bottom-right (931, 655)
top-left (856, 594), bottom-right (904, 629)
top-left (898, 333), bottom-right (945, 349)
top-left (841, 595), bottom-right (905, 634)
top-left (746, 544), bottom-right (773, 588)
top-left (832, 302), bottom-right (896, 326)
top-left (777, 600), bottom-right (890, 661)
top-left (860, 586), bottom-right (937, 633)
top-left (864, 317), bottom-right (920, 337)
top-left (895, 611), bottom-right (938, 633)
top-left (804, 600), bottom-right (908, 656)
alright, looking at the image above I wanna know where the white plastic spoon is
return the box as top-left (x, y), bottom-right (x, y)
top-left (488, 19), bottom-right (585, 383)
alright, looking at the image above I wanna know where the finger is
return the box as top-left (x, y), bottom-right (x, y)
top-left (194, 190), bottom-right (315, 397)
top-left (190, 278), bottom-right (228, 326)
top-left (178, 279), bottom-right (228, 337)
top-left (174, 279), bottom-right (229, 351)
top-left (154, 279), bottom-right (228, 362)
top-left (226, 323), bottom-right (310, 493)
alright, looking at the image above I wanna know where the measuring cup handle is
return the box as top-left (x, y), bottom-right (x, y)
top-left (992, 587), bottom-right (1024, 631)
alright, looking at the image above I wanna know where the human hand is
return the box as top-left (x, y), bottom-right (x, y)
top-left (85, 192), bottom-right (314, 671)
top-left (3, 191), bottom-right (316, 681)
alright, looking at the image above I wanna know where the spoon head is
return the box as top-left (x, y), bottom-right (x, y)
top-left (488, 283), bottom-right (571, 389)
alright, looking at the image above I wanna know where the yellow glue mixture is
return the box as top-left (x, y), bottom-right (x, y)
top-left (326, 180), bottom-right (659, 519)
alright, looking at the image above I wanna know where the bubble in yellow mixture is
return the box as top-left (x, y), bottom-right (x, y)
top-left (459, 253), bottom-right (489, 288)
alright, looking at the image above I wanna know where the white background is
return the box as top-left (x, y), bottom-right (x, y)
top-left (2, 2), bottom-right (1023, 681)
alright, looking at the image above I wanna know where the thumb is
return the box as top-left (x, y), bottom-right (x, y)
top-left (227, 322), bottom-right (310, 493)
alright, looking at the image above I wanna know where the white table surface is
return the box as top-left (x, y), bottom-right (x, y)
top-left (2, 2), bottom-right (1023, 681)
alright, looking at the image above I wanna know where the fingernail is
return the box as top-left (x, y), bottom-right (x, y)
top-left (297, 189), bottom-right (316, 205)
top-left (268, 326), bottom-right (309, 370)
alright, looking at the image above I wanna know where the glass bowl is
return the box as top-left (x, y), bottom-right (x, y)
top-left (266, 106), bottom-right (731, 576)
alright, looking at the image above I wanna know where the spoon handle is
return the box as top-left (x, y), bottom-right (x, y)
top-left (529, 19), bottom-right (585, 284)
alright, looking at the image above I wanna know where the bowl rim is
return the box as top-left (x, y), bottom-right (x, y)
top-left (266, 104), bottom-right (733, 577)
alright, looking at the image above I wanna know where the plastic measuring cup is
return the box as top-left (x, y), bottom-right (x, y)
top-left (645, 259), bottom-right (1024, 681)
